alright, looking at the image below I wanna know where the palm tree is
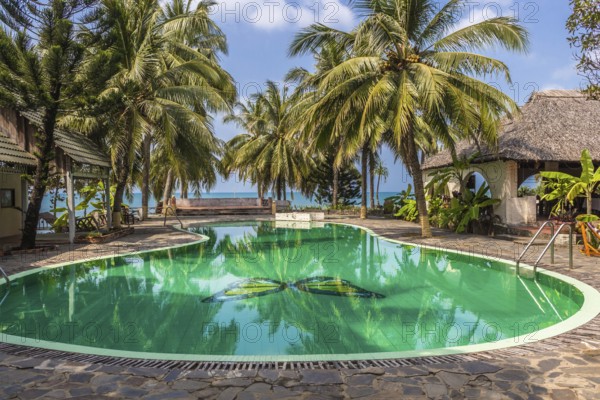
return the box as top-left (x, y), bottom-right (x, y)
top-left (375, 160), bottom-right (389, 206)
top-left (150, 130), bottom-right (222, 206)
top-left (71, 0), bottom-right (234, 226)
top-left (290, 34), bottom-right (383, 219)
top-left (222, 100), bottom-right (271, 199)
top-left (290, 0), bottom-right (528, 237)
top-left (369, 150), bottom-right (381, 208)
top-left (288, 41), bottom-right (377, 214)
top-left (0, 1), bottom-right (97, 249)
top-left (145, 0), bottom-right (231, 215)
top-left (224, 81), bottom-right (314, 200)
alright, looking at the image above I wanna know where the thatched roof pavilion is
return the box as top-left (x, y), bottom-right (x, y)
top-left (423, 90), bottom-right (600, 225)
top-left (423, 90), bottom-right (600, 171)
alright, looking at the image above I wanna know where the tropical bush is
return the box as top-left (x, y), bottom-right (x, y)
top-left (387, 185), bottom-right (417, 221)
top-left (395, 198), bottom-right (419, 222)
top-left (424, 155), bottom-right (501, 234)
top-left (427, 197), bottom-right (448, 228)
top-left (444, 184), bottom-right (500, 233)
top-left (517, 186), bottom-right (537, 197)
top-left (52, 182), bottom-right (120, 232)
top-left (540, 149), bottom-right (600, 216)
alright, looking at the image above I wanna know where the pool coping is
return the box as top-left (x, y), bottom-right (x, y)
top-left (1, 220), bottom-right (599, 366)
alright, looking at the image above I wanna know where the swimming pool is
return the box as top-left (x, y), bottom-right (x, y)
top-left (0, 221), bottom-right (598, 361)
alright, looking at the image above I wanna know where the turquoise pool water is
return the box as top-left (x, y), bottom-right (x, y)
top-left (0, 222), bottom-right (594, 360)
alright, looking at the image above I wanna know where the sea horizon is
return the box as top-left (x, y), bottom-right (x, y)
top-left (41, 191), bottom-right (402, 216)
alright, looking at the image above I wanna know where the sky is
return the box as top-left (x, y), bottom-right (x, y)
top-left (206, 0), bottom-right (584, 194)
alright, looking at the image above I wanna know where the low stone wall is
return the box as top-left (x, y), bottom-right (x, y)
top-left (177, 198), bottom-right (266, 208)
top-left (275, 212), bottom-right (325, 221)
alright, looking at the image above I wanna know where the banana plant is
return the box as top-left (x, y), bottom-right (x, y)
top-left (51, 181), bottom-right (121, 232)
top-left (425, 154), bottom-right (480, 196)
top-left (389, 184), bottom-right (418, 222)
top-left (395, 197), bottom-right (419, 222)
top-left (448, 183), bottom-right (500, 233)
top-left (540, 149), bottom-right (600, 215)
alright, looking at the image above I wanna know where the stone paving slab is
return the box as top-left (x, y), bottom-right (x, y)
top-left (0, 216), bottom-right (599, 399)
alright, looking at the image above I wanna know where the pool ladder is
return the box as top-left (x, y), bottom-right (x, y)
top-left (0, 266), bottom-right (9, 306)
top-left (163, 206), bottom-right (185, 229)
top-left (515, 221), bottom-right (574, 277)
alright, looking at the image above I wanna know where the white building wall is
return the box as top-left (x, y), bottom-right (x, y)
top-left (426, 160), bottom-right (536, 226)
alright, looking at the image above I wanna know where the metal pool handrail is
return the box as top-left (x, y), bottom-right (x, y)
top-left (163, 206), bottom-right (184, 228)
top-left (0, 266), bottom-right (9, 307)
top-left (534, 223), bottom-right (574, 273)
top-left (516, 221), bottom-right (555, 275)
top-left (0, 266), bottom-right (9, 286)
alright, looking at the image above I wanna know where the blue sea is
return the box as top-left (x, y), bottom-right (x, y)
top-left (41, 191), bottom-right (400, 216)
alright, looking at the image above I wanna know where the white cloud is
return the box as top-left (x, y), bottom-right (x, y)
top-left (540, 83), bottom-right (566, 91)
top-left (209, 0), bottom-right (355, 31)
top-left (551, 62), bottom-right (577, 81)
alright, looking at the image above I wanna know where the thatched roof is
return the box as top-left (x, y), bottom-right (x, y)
top-left (422, 90), bottom-right (600, 170)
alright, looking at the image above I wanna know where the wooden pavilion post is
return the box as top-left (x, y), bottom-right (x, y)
top-left (104, 170), bottom-right (112, 230)
top-left (65, 157), bottom-right (76, 244)
top-left (20, 175), bottom-right (28, 229)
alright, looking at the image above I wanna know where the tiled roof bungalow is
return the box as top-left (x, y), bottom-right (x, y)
top-left (0, 108), bottom-right (110, 245)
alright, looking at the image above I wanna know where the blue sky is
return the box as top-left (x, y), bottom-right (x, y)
top-left (207, 0), bottom-right (583, 193)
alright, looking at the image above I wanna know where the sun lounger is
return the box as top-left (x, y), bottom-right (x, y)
top-left (579, 222), bottom-right (600, 257)
top-left (75, 211), bottom-right (108, 232)
top-left (122, 206), bottom-right (137, 226)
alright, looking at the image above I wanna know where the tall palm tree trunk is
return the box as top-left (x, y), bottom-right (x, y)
top-left (406, 129), bottom-right (432, 238)
top-left (276, 176), bottom-right (282, 200)
top-left (20, 110), bottom-right (58, 249)
top-left (141, 135), bottom-right (151, 220)
top-left (369, 151), bottom-right (375, 209)
top-left (332, 164), bottom-right (339, 208)
top-left (52, 185), bottom-right (60, 217)
top-left (113, 133), bottom-right (135, 229)
top-left (181, 180), bottom-right (188, 199)
top-left (376, 173), bottom-right (381, 207)
top-left (162, 168), bottom-right (174, 213)
top-left (360, 145), bottom-right (368, 219)
top-left (113, 170), bottom-right (128, 230)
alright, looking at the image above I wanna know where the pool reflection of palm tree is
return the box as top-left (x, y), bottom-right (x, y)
top-left (198, 222), bottom-right (395, 354)
top-left (104, 250), bottom-right (231, 354)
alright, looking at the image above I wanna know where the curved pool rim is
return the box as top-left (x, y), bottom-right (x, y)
top-left (1, 221), bottom-right (599, 362)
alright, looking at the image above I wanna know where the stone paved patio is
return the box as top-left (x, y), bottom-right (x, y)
top-left (0, 215), bottom-right (599, 399)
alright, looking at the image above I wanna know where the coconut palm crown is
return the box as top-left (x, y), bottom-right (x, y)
top-left (290, 0), bottom-right (529, 236)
